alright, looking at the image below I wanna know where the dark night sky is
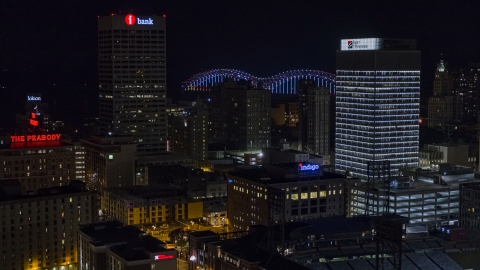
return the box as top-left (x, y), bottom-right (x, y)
top-left (1, 0), bottom-right (480, 126)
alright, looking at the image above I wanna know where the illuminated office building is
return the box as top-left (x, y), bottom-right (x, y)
top-left (98, 14), bottom-right (167, 155)
top-left (335, 38), bottom-right (420, 179)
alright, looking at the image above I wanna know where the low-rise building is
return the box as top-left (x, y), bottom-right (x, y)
top-left (227, 163), bottom-right (345, 231)
top-left (78, 221), bottom-right (177, 270)
top-left (101, 185), bottom-right (203, 225)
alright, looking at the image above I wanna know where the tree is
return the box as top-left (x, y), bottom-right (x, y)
top-left (176, 233), bottom-right (188, 254)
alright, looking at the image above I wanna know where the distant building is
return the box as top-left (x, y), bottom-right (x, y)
top-left (419, 144), bottom-right (470, 168)
top-left (167, 101), bottom-right (208, 161)
top-left (0, 180), bottom-right (95, 270)
top-left (0, 134), bottom-right (75, 194)
top-left (271, 101), bottom-right (299, 127)
top-left (211, 79), bottom-right (271, 151)
top-left (72, 141), bottom-right (86, 181)
top-left (100, 185), bottom-right (203, 225)
top-left (302, 87), bottom-right (330, 156)
top-left (451, 63), bottom-right (480, 124)
top-left (203, 200), bottom-right (227, 226)
top-left (98, 14), bottom-right (167, 155)
top-left (460, 182), bottom-right (480, 230)
top-left (78, 221), bottom-right (177, 270)
top-left (81, 135), bottom-right (136, 190)
top-left (428, 59), bottom-right (463, 129)
top-left (227, 165), bottom-right (345, 231)
top-left (262, 147), bottom-right (330, 166)
top-left (335, 38), bottom-right (420, 179)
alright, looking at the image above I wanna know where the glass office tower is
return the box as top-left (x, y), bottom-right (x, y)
top-left (335, 38), bottom-right (420, 179)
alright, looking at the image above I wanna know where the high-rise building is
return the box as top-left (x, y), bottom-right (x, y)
top-left (428, 60), bottom-right (463, 129)
top-left (98, 14), bottom-right (167, 155)
top-left (451, 63), bottom-right (480, 124)
top-left (460, 182), bottom-right (480, 230)
top-left (0, 180), bottom-right (95, 270)
top-left (305, 87), bottom-right (330, 156)
top-left (211, 79), bottom-right (271, 151)
top-left (335, 38), bottom-right (420, 179)
top-left (167, 101), bottom-right (208, 161)
top-left (81, 135), bottom-right (136, 190)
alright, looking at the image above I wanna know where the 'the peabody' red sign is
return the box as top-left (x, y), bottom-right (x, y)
top-left (155, 254), bottom-right (174, 260)
top-left (11, 134), bottom-right (61, 143)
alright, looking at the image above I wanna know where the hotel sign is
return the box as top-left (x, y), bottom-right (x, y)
top-left (11, 134), bottom-right (61, 143)
top-left (298, 163), bottom-right (320, 171)
top-left (154, 254), bottom-right (174, 260)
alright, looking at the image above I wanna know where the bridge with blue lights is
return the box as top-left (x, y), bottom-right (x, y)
top-left (182, 69), bottom-right (336, 94)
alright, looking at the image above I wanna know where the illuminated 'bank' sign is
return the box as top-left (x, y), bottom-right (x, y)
top-left (11, 134), bottom-right (61, 143)
top-left (298, 163), bottom-right (320, 171)
top-left (155, 254), bottom-right (174, 260)
top-left (125, 14), bottom-right (154, 25)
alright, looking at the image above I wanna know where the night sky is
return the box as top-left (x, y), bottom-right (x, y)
top-left (1, 0), bottom-right (480, 126)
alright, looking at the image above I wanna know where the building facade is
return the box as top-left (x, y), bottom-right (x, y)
top-left (81, 135), bottom-right (136, 190)
top-left (335, 38), bottom-right (420, 179)
top-left (305, 87), bottom-right (330, 155)
top-left (227, 165), bottom-right (345, 231)
top-left (212, 79), bottom-right (271, 151)
top-left (101, 185), bottom-right (203, 225)
top-left (0, 180), bottom-right (95, 270)
top-left (428, 60), bottom-right (463, 129)
top-left (167, 103), bottom-right (208, 161)
top-left (0, 134), bottom-right (75, 194)
top-left (460, 182), bottom-right (480, 230)
top-left (98, 14), bottom-right (167, 155)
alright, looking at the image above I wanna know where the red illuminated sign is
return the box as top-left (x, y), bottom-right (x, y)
top-left (154, 254), bottom-right (174, 260)
top-left (10, 134), bottom-right (61, 143)
top-left (125, 14), bottom-right (136, 25)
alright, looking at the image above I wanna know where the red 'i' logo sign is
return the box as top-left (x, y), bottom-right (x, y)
top-left (125, 14), bottom-right (136, 25)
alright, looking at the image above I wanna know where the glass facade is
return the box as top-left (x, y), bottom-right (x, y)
top-left (335, 70), bottom-right (420, 179)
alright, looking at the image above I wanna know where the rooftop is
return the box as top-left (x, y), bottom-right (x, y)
top-left (228, 167), bottom-right (344, 185)
top-left (103, 185), bottom-right (186, 200)
top-left (80, 221), bottom-right (174, 262)
top-left (0, 180), bottom-right (89, 202)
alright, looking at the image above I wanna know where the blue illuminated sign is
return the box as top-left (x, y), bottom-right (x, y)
top-left (298, 163), bottom-right (319, 171)
top-left (228, 179), bottom-right (233, 183)
top-left (137, 18), bottom-right (154, 25)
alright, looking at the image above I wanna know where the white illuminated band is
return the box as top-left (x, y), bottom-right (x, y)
top-left (137, 18), bottom-right (154, 25)
top-left (299, 164), bottom-right (319, 171)
top-left (28, 96), bottom-right (41, 101)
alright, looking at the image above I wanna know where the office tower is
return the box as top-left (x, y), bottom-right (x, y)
top-left (98, 14), bottom-right (167, 155)
top-left (335, 38), bottom-right (420, 179)
top-left (78, 221), bottom-right (177, 270)
top-left (0, 180), bottom-right (95, 270)
top-left (305, 87), bottom-right (330, 156)
top-left (428, 59), bottom-right (463, 129)
top-left (167, 101), bottom-right (208, 161)
top-left (451, 63), bottom-right (480, 124)
top-left (212, 79), bottom-right (271, 151)
top-left (1, 134), bottom-right (75, 194)
top-left (460, 182), bottom-right (480, 230)
top-left (15, 93), bottom-right (51, 134)
top-left (81, 135), bottom-right (136, 190)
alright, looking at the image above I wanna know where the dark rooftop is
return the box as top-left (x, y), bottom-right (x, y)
top-left (0, 180), bottom-right (88, 202)
top-left (80, 221), bottom-right (174, 261)
top-left (228, 167), bottom-right (344, 185)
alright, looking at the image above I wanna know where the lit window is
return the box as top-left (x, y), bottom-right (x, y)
top-left (301, 193), bottom-right (308, 199)
top-left (319, 191), bottom-right (326, 197)
top-left (291, 194), bottom-right (298, 200)
top-left (310, 192), bottom-right (317, 199)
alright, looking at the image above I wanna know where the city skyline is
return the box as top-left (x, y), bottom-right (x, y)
top-left (1, 1), bottom-right (480, 127)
